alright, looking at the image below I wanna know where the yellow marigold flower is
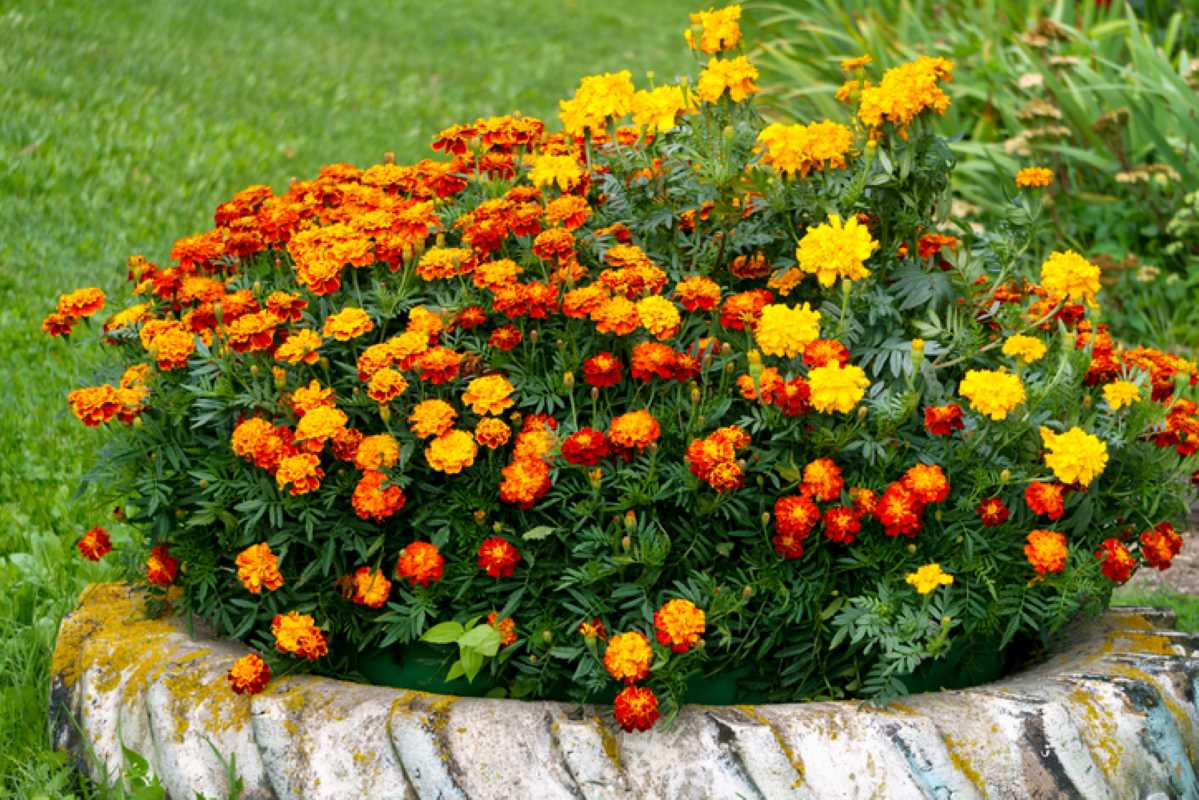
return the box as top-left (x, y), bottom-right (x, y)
top-left (1015, 167), bottom-right (1054, 188)
top-left (684, 4), bottom-right (742, 54)
top-left (858, 56), bottom-right (953, 131)
top-left (635, 295), bottom-right (682, 341)
top-left (235, 543), bottom-right (284, 594)
top-left (354, 433), bottom-right (400, 471)
top-left (406, 306), bottom-right (445, 338)
top-left (653, 599), bottom-right (706, 653)
top-left (529, 154), bottom-right (583, 192)
top-left (559, 70), bottom-right (636, 137)
top-left (591, 295), bottom-right (640, 336)
top-left (275, 453), bottom-right (323, 495)
top-left (275, 329), bottom-right (322, 365)
top-left (608, 409), bottom-right (661, 450)
top-left (696, 55), bottom-right (759, 103)
top-left (1002, 334), bottom-right (1047, 364)
top-left (425, 429), bottom-right (478, 474)
top-left (474, 417), bottom-right (512, 449)
top-left (293, 405), bottom-right (348, 449)
top-left (271, 610), bottom-right (328, 660)
top-left (958, 369), bottom-right (1025, 421)
top-left (795, 213), bottom-right (879, 288)
top-left (603, 631), bottom-right (653, 683)
top-left (1103, 380), bottom-right (1140, 411)
top-left (417, 247), bottom-right (473, 281)
top-left (631, 85), bottom-right (688, 134)
top-left (756, 121), bottom-right (853, 178)
top-left (905, 563), bottom-right (953, 594)
top-left (1040, 250), bottom-right (1101, 308)
top-left (1040, 426), bottom-right (1108, 487)
top-left (754, 302), bottom-right (821, 358)
top-left (841, 54), bottom-right (872, 71)
top-left (462, 374), bottom-right (516, 416)
top-left (808, 362), bottom-right (870, 414)
top-left (322, 307), bottom-right (374, 341)
top-left (104, 303), bottom-right (150, 334)
top-left (409, 399), bottom-right (457, 439)
top-left (291, 379), bottom-right (335, 416)
top-left (367, 368), bottom-right (409, 404)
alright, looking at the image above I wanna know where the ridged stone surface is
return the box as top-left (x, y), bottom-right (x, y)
top-left (50, 583), bottom-right (1199, 799)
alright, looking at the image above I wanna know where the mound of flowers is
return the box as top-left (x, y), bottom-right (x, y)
top-left (50, 5), bottom-right (1197, 733)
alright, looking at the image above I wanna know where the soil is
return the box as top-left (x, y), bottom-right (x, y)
top-left (1126, 505), bottom-right (1199, 595)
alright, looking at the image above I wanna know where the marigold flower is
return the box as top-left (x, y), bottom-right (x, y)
top-left (425, 429), bottom-right (478, 474)
top-left (958, 369), bottom-right (1025, 421)
top-left (696, 55), bottom-right (759, 103)
top-left (348, 566), bottom-right (392, 608)
top-left (612, 685), bottom-right (659, 733)
top-left (591, 295), bottom-right (640, 336)
top-left (653, 598), bottom-right (706, 653)
top-left (57, 287), bottom-right (106, 318)
top-left (144, 323), bottom-right (195, 370)
top-left (795, 214), bottom-right (878, 288)
top-left (631, 84), bottom-right (688, 134)
top-left (850, 486), bottom-right (878, 518)
top-left (323, 307), bottom-right (374, 341)
top-left (977, 497), bottom-right (1010, 527)
top-left (773, 494), bottom-right (819, 558)
top-left (488, 325), bottom-right (523, 351)
top-left (1095, 538), bottom-right (1134, 584)
top-left (719, 289), bottom-right (772, 330)
top-left (271, 610), bottom-right (328, 660)
top-left (1103, 380), bottom-right (1140, 410)
top-left (906, 563), bottom-right (954, 594)
top-left (544, 195), bottom-right (591, 230)
top-left (353, 470), bottom-right (407, 520)
top-left (802, 458), bottom-right (843, 502)
top-left (276, 453), bottom-right (324, 495)
top-left (757, 121), bottom-right (853, 178)
top-left (487, 611), bottom-right (518, 646)
top-left (42, 312), bottom-right (76, 336)
top-left (227, 653), bottom-right (270, 695)
top-left (529, 154), bottom-right (583, 191)
top-left (77, 527), bottom-right (112, 561)
top-left (68, 385), bottom-right (123, 427)
top-left (513, 425), bottom-right (557, 461)
top-left (754, 303), bottom-right (821, 358)
top-left (395, 541), bottom-right (445, 587)
top-left (1002, 334), bottom-right (1047, 364)
top-left (684, 4), bottom-right (741, 53)
top-left (1141, 522), bottom-right (1184, 570)
top-left (559, 70), bottom-right (635, 137)
top-left (225, 310), bottom-right (279, 353)
top-left (803, 339), bottom-right (849, 369)
top-left (630, 342), bottom-right (677, 382)
top-left (409, 399), bottom-right (457, 439)
top-left (1015, 167), bottom-right (1054, 188)
top-left (294, 405), bottom-right (348, 452)
top-left (477, 536), bottom-right (521, 578)
top-left (146, 544), bottom-right (179, 586)
top-left (608, 409), bottom-right (661, 450)
top-left (901, 463), bottom-right (949, 505)
top-left (878, 482), bottom-right (922, 538)
top-left (858, 56), bottom-right (953, 131)
top-left (563, 428), bottom-right (611, 466)
top-left (924, 404), bottom-right (965, 436)
top-left (1040, 250), bottom-right (1100, 308)
top-left (499, 456), bottom-right (553, 508)
top-left (417, 247), bottom-right (474, 281)
top-left (604, 631), bottom-right (653, 683)
top-left (462, 374), bottom-right (516, 416)
top-left (266, 291), bottom-right (307, 322)
top-left (635, 295), bottom-right (682, 341)
top-left (275, 329), bottom-right (322, 365)
top-left (291, 380), bottom-right (336, 416)
top-left (808, 362), bottom-right (870, 414)
top-left (1025, 529), bottom-right (1067, 575)
top-left (1040, 426), bottom-right (1108, 487)
top-left (235, 543), bottom-right (284, 594)
top-left (823, 505), bottom-right (861, 544)
top-left (841, 54), bottom-right (872, 71)
top-left (1025, 481), bottom-right (1065, 521)
top-left (474, 417), bottom-right (512, 449)
top-left (579, 618), bottom-right (607, 641)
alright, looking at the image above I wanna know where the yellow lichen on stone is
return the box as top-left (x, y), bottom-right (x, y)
top-left (735, 706), bottom-right (805, 787)
top-left (1109, 663), bottom-right (1195, 764)
top-left (942, 734), bottom-right (986, 793)
top-left (593, 716), bottom-right (622, 770)
top-left (1068, 686), bottom-right (1123, 778)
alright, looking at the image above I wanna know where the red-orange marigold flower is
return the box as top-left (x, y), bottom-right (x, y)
top-left (902, 463), bottom-right (949, 505)
top-left (613, 685), bottom-right (660, 733)
top-left (477, 537), bottom-right (521, 578)
top-left (802, 458), bottom-right (844, 502)
top-left (849, 487), bottom-right (878, 519)
top-left (562, 428), bottom-right (610, 466)
top-left (1095, 538), bottom-right (1134, 583)
top-left (499, 457), bottom-right (552, 508)
top-left (275, 453), bottom-right (324, 495)
top-left (1025, 482), bottom-right (1065, 521)
top-left (653, 598), bottom-right (706, 653)
top-left (77, 527), bottom-right (112, 561)
top-left (1141, 522), bottom-right (1184, 570)
top-left (607, 409), bottom-right (660, 451)
top-left (803, 339), bottom-right (850, 369)
top-left (773, 495), bottom-right (820, 558)
top-left (68, 385), bottom-right (123, 427)
top-left (349, 566), bottom-right (393, 608)
top-left (878, 482), bottom-right (923, 538)
top-left (395, 541), bottom-right (445, 587)
top-left (674, 276), bottom-right (721, 312)
top-left (474, 417), bottom-right (512, 449)
top-left (823, 505), bottom-right (861, 544)
top-left (583, 352), bottom-right (624, 388)
top-left (923, 404), bottom-right (965, 436)
top-left (487, 611), bottom-right (518, 646)
top-left (417, 346), bottom-right (463, 384)
top-left (235, 543), bottom-right (284, 594)
top-left (227, 653), bottom-right (271, 695)
top-left (146, 544), bottom-right (179, 586)
top-left (488, 324), bottom-right (523, 351)
top-left (1025, 529), bottom-right (1067, 575)
top-left (352, 470), bottom-right (407, 521)
top-left (977, 497), bottom-right (1010, 527)
top-left (271, 611), bottom-right (329, 660)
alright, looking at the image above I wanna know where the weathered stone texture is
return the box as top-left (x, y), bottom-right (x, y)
top-left (50, 583), bottom-right (1199, 798)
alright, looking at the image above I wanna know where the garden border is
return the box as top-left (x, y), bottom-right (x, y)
top-left (50, 582), bottom-right (1199, 798)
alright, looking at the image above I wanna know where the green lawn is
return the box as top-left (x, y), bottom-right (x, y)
top-left (0, 1), bottom-right (694, 794)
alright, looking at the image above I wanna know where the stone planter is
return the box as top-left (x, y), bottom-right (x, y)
top-left (51, 582), bottom-right (1199, 799)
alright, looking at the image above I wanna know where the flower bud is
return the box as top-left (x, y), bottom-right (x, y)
top-left (250, 364), bottom-right (259, 377)
top-left (133, 417), bottom-right (143, 429)
top-left (529, 329), bottom-right (539, 344)
top-left (1000, 468), bottom-right (1012, 483)
top-left (1082, 394), bottom-right (1092, 409)
top-left (588, 468), bottom-right (603, 489)
top-left (906, 543), bottom-right (917, 554)
top-left (112, 505), bottom-right (125, 521)
top-left (378, 405), bottom-right (391, 422)
top-left (720, 342), bottom-right (733, 357)
top-left (199, 479), bottom-right (209, 489)
top-left (542, 630), bottom-right (553, 643)
top-left (563, 371), bottom-right (575, 390)
top-left (624, 510), bottom-right (636, 530)
top-left (319, 357), bottom-right (331, 370)
top-left (621, 535), bottom-right (632, 551)
top-left (691, 386), bottom-right (702, 404)
top-left (556, 338), bottom-right (566, 350)
top-left (741, 585), bottom-right (754, 600)
top-left (473, 509), bottom-right (486, 523)
top-left (510, 411), bottom-right (523, 428)
top-left (724, 362), bottom-right (735, 374)
top-left (760, 512), bottom-right (771, 527)
top-left (590, 387), bottom-right (600, 401)
top-left (493, 521), bottom-right (504, 533)
top-left (857, 405), bottom-right (869, 419)
top-left (384, 151), bottom-right (396, 164)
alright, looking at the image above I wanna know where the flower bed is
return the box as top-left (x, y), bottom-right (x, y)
top-left (48, 4), bottom-right (1197, 734)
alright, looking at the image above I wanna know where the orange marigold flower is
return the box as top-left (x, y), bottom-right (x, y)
top-left (1095, 538), bottom-right (1134, 584)
top-left (802, 458), bottom-right (844, 502)
top-left (348, 566), bottom-right (393, 608)
top-left (291, 380), bottom-right (336, 416)
top-left (353, 470), bottom-right (407, 521)
top-left (57, 287), bottom-right (106, 318)
top-left (395, 541), bottom-right (445, 587)
top-left (579, 618), bottom-right (607, 640)
top-left (563, 428), bottom-right (611, 466)
top-left (409, 399), bottom-right (457, 439)
top-left (1025, 482), bottom-right (1065, 521)
top-left (417, 246), bottom-right (474, 281)
top-left (68, 385), bottom-right (123, 427)
top-left (630, 342), bottom-right (677, 382)
top-left (544, 195), bottom-right (592, 230)
top-left (608, 409), bottom-right (661, 451)
top-left (901, 463), bottom-right (949, 505)
top-left (487, 611), bottom-right (518, 646)
top-left (1015, 167), bottom-right (1054, 188)
top-left (604, 631), bottom-right (653, 683)
top-left (235, 543), bottom-right (284, 594)
top-left (823, 505), bottom-right (861, 544)
top-left (924, 404), bottom-right (965, 436)
top-left (850, 486), bottom-right (878, 518)
top-left (591, 295), bottom-right (640, 336)
top-left (1141, 522), bottom-right (1184, 570)
top-left (563, 284), bottom-right (610, 319)
top-left (331, 426), bottom-right (364, 462)
top-left (293, 405), bottom-right (347, 452)
top-left (653, 598), bottom-right (706, 653)
top-left (354, 433), bottom-right (400, 471)
top-left (462, 374), bottom-right (516, 416)
top-left (635, 295), bottom-right (682, 341)
top-left (803, 339), bottom-right (850, 369)
top-left (271, 611), bottom-right (329, 660)
top-left (77, 527), bottom-right (112, 561)
top-left (1025, 529), bottom-right (1068, 575)
top-left (275, 329), bottom-right (323, 365)
top-left (583, 352), bottom-right (624, 388)
top-left (488, 324), bottom-right (523, 351)
top-left (425, 429), bottom-right (478, 474)
top-left (227, 653), bottom-right (271, 695)
top-left (878, 482), bottom-right (923, 538)
top-left (500, 457), bottom-right (553, 509)
top-left (474, 417), bottom-right (512, 449)
top-left (477, 536), bottom-right (521, 578)
top-left (322, 307), bottom-right (374, 341)
top-left (674, 276), bottom-right (721, 312)
top-left (225, 310), bottom-right (280, 353)
top-left (719, 289), bottom-right (773, 330)
top-left (144, 322), bottom-right (195, 370)
top-left (773, 495), bottom-right (820, 558)
top-left (613, 685), bottom-right (660, 733)
top-left (146, 544), bottom-right (179, 586)
top-left (977, 497), bottom-right (1010, 527)
top-left (367, 368), bottom-right (409, 404)
top-left (42, 312), bottom-right (76, 337)
top-left (276, 453), bottom-right (324, 495)
top-left (266, 291), bottom-right (308, 322)
top-left (417, 346), bottom-right (463, 384)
